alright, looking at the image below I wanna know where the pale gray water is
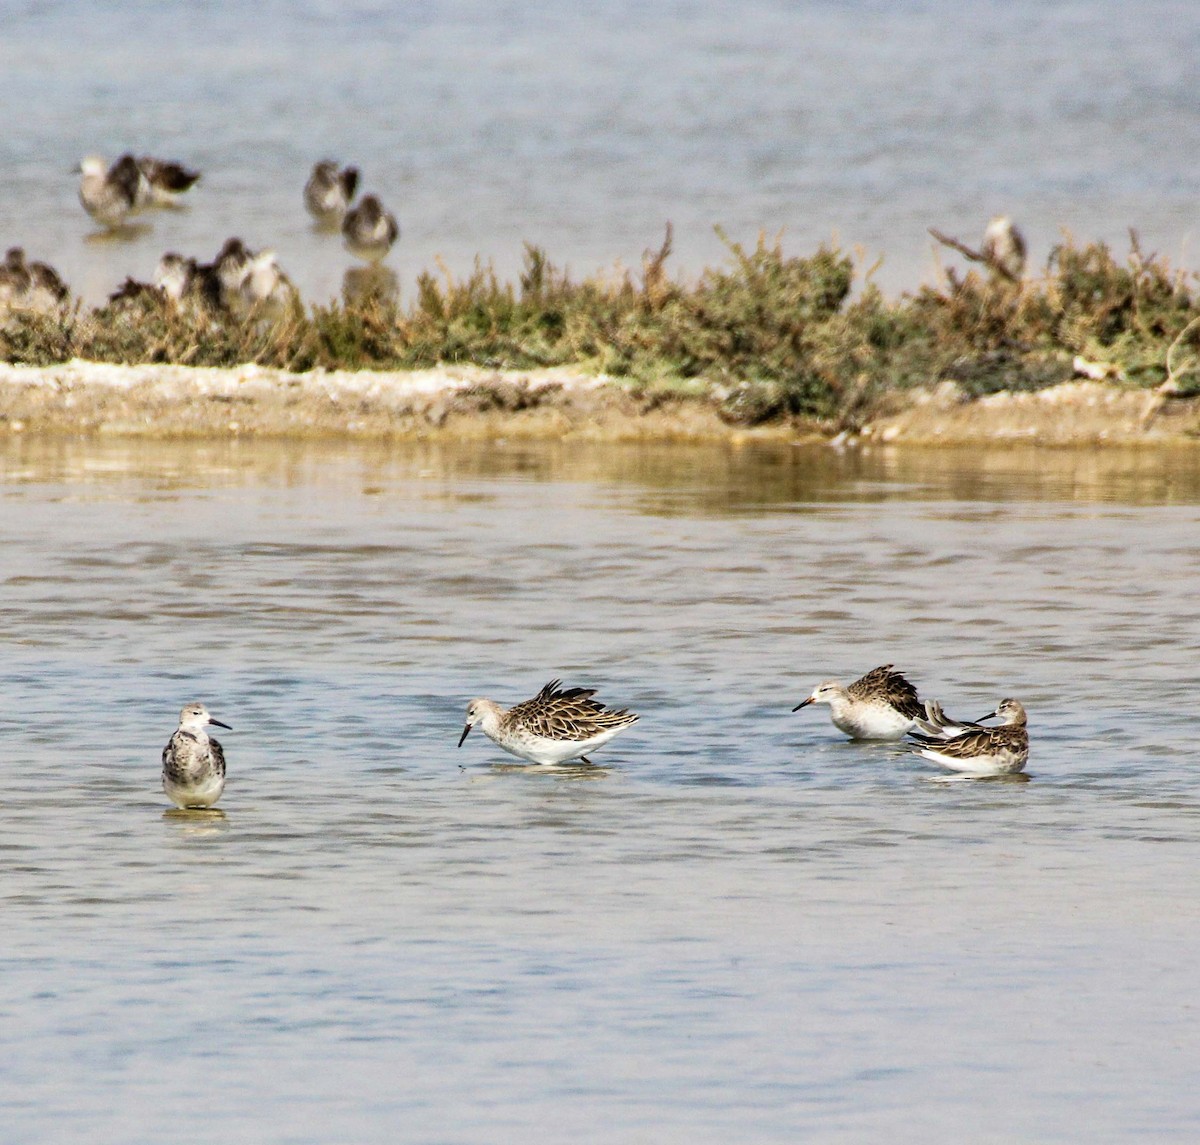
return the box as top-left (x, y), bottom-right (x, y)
top-left (2, 437), bottom-right (1200, 1141)
top-left (1, 1), bottom-right (1198, 304)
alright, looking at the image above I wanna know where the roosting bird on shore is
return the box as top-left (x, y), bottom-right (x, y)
top-left (0, 247), bottom-right (69, 313)
top-left (111, 238), bottom-right (293, 318)
top-left (152, 252), bottom-right (204, 303)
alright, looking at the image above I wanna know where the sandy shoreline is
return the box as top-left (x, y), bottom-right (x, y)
top-left (1, 359), bottom-right (1198, 445)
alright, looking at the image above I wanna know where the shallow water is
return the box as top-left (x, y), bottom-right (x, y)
top-left (1, 1), bottom-right (1198, 304)
top-left (2, 437), bottom-right (1199, 1142)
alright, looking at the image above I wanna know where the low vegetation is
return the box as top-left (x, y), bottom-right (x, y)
top-left (2, 228), bottom-right (1198, 426)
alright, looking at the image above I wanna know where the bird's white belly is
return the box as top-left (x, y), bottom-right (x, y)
top-left (831, 705), bottom-right (914, 740)
top-left (497, 727), bottom-right (620, 765)
top-left (917, 746), bottom-right (1025, 776)
top-left (163, 771), bottom-right (225, 808)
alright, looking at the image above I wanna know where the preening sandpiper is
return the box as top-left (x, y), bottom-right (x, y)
top-left (78, 153), bottom-right (197, 228)
top-left (305, 160), bottom-right (360, 226)
top-left (137, 156), bottom-right (201, 206)
top-left (162, 703), bottom-right (232, 808)
top-left (77, 154), bottom-right (149, 229)
top-left (342, 193), bottom-right (398, 262)
top-left (458, 679), bottom-right (639, 766)
top-left (792, 664), bottom-right (926, 740)
top-left (907, 697), bottom-right (1029, 776)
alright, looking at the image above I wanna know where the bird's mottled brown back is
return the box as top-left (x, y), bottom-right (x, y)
top-left (922, 723), bottom-right (1028, 761)
top-left (109, 155), bottom-right (143, 202)
top-left (848, 665), bottom-right (924, 719)
top-left (505, 679), bottom-right (639, 742)
top-left (140, 157), bottom-right (201, 193)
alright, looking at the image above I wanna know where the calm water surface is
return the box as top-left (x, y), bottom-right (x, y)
top-left (1, 438), bottom-right (1199, 1142)
top-left (1, 1), bottom-right (1198, 303)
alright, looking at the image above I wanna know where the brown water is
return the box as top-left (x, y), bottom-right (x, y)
top-left (2, 437), bottom-right (1199, 1143)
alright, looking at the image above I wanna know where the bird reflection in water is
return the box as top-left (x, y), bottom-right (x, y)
top-left (343, 264), bottom-right (399, 306)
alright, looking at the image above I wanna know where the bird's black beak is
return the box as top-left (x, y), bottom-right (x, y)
top-left (457, 723), bottom-right (472, 747)
top-left (209, 718), bottom-right (232, 730)
top-left (974, 709), bottom-right (998, 723)
top-left (792, 698), bottom-right (813, 712)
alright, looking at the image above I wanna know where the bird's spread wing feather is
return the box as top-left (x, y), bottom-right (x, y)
top-left (849, 665), bottom-right (924, 719)
top-left (509, 680), bottom-right (639, 741)
top-left (110, 155), bottom-right (143, 202)
top-left (142, 159), bottom-right (200, 192)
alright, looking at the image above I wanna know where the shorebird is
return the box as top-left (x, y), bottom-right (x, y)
top-left (209, 240), bottom-right (293, 315)
top-left (304, 160), bottom-right (359, 226)
top-left (792, 664), bottom-right (926, 740)
top-left (237, 248), bottom-right (295, 315)
top-left (143, 240), bottom-right (292, 316)
top-left (907, 698), bottom-right (1029, 776)
top-left (0, 248), bottom-right (30, 311)
top-left (108, 253), bottom-right (212, 311)
top-left (211, 237), bottom-right (253, 304)
top-left (152, 252), bottom-right (201, 302)
top-left (162, 703), bottom-right (232, 808)
top-left (342, 194), bottom-right (398, 262)
top-left (981, 215), bottom-right (1027, 281)
top-left (458, 679), bottom-right (639, 766)
top-left (137, 156), bottom-right (201, 206)
top-left (77, 154), bottom-right (150, 228)
top-left (108, 276), bottom-right (166, 306)
top-left (0, 247), bottom-right (68, 313)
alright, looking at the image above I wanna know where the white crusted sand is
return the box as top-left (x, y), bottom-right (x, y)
top-left (0, 361), bottom-right (1198, 443)
top-left (0, 359), bottom-right (611, 400)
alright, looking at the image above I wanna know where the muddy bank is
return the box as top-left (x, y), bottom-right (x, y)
top-left (1, 360), bottom-right (1198, 444)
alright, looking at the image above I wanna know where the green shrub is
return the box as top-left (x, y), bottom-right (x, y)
top-left (3, 230), bottom-right (1197, 423)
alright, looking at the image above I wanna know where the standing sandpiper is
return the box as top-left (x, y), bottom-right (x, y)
top-left (162, 703), bottom-right (232, 808)
top-left (342, 194), bottom-right (399, 262)
top-left (304, 160), bottom-right (360, 226)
